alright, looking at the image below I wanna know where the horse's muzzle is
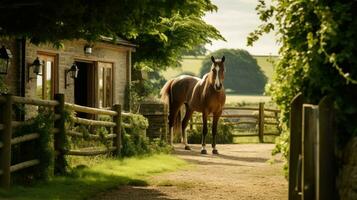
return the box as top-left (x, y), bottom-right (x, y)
top-left (214, 84), bottom-right (223, 91)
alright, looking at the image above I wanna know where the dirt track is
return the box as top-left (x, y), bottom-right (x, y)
top-left (94, 144), bottom-right (287, 200)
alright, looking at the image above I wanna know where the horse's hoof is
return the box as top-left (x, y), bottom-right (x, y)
top-left (212, 149), bottom-right (219, 154)
top-left (184, 146), bottom-right (191, 150)
top-left (201, 149), bottom-right (207, 154)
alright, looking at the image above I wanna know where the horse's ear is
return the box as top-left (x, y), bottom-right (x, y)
top-left (211, 56), bottom-right (215, 63)
top-left (221, 56), bottom-right (225, 63)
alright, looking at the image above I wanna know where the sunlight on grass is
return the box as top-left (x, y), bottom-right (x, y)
top-left (0, 154), bottom-right (187, 200)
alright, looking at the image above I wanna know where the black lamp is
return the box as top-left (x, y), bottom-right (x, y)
top-left (0, 46), bottom-right (13, 75)
top-left (65, 62), bottom-right (79, 88)
top-left (28, 57), bottom-right (42, 82)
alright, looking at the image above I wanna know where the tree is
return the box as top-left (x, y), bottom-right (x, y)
top-left (182, 44), bottom-right (208, 56)
top-left (0, 0), bottom-right (224, 70)
top-left (200, 49), bottom-right (267, 94)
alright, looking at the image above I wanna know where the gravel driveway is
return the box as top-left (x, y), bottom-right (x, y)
top-left (93, 144), bottom-right (288, 200)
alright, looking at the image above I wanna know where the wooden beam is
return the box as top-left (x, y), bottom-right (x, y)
top-left (288, 93), bottom-right (303, 200)
top-left (66, 147), bottom-right (116, 156)
top-left (258, 103), bottom-right (265, 143)
top-left (11, 133), bottom-right (40, 145)
top-left (112, 104), bottom-right (122, 156)
top-left (12, 96), bottom-right (58, 107)
top-left (72, 117), bottom-right (116, 127)
top-left (67, 130), bottom-right (116, 140)
top-left (54, 94), bottom-right (66, 175)
top-left (0, 94), bottom-right (12, 188)
top-left (10, 159), bottom-right (40, 173)
top-left (64, 103), bottom-right (117, 116)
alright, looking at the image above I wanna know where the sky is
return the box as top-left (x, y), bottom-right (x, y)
top-left (203, 0), bottom-right (279, 56)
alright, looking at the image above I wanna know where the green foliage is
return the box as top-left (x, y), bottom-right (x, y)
top-left (130, 71), bottom-right (166, 112)
top-left (181, 44), bottom-right (208, 56)
top-left (0, 0), bottom-right (223, 72)
top-left (0, 76), bottom-right (8, 94)
top-left (12, 107), bottom-right (55, 182)
top-left (121, 113), bottom-right (172, 157)
top-left (200, 49), bottom-right (268, 94)
top-left (249, 0), bottom-right (357, 174)
top-left (186, 114), bottom-right (235, 144)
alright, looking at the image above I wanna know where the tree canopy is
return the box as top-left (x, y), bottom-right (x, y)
top-left (0, 0), bottom-right (224, 70)
top-left (200, 49), bottom-right (267, 95)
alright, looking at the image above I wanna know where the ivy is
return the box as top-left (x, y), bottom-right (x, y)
top-left (12, 107), bottom-right (55, 182)
top-left (249, 0), bottom-right (357, 176)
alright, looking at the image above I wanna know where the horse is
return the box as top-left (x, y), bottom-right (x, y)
top-left (160, 56), bottom-right (226, 154)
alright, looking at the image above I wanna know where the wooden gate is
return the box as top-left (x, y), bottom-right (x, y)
top-left (289, 94), bottom-right (337, 200)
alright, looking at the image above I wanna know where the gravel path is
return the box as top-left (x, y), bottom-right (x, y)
top-left (93, 144), bottom-right (288, 200)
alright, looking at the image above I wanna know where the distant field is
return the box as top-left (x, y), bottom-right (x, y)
top-left (161, 55), bottom-right (279, 82)
top-left (162, 56), bottom-right (204, 79)
top-left (225, 94), bottom-right (271, 104)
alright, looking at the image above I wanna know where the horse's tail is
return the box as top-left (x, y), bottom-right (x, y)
top-left (160, 79), bottom-right (174, 105)
top-left (160, 79), bottom-right (181, 135)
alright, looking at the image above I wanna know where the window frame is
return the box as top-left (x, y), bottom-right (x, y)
top-left (36, 52), bottom-right (58, 100)
top-left (97, 61), bottom-right (114, 108)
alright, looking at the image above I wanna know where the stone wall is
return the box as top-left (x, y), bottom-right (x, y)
top-left (24, 39), bottom-right (132, 106)
top-left (0, 39), bottom-right (21, 95)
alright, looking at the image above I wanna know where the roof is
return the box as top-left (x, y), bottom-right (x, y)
top-left (99, 36), bottom-right (137, 48)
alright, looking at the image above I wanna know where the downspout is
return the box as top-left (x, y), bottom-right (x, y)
top-left (18, 37), bottom-right (26, 97)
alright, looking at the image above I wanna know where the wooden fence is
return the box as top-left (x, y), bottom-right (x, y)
top-left (0, 93), bottom-right (135, 188)
top-left (189, 103), bottom-right (281, 143)
top-left (288, 93), bottom-right (337, 200)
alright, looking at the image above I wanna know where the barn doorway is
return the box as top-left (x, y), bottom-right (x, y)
top-left (74, 61), bottom-right (96, 118)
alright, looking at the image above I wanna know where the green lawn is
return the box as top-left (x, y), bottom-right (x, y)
top-left (0, 154), bottom-right (188, 200)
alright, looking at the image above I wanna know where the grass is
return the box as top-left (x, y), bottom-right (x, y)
top-left (233, 135), bottom-right (277, 144)
top-left (0, 154), bottom-right (188, 200)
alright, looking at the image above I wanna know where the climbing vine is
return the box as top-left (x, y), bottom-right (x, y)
top-left (248, 0), bottom-right (357, 175)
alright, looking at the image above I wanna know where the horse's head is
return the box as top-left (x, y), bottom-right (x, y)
top-left (209, 56), bottom-right (225, 91)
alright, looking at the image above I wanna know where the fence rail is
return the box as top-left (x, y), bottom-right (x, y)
top-left (0, 94), bottom-right (133, 188)
top-left (189, 102), bottom-right (281, 142)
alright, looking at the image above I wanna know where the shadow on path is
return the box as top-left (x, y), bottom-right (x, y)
top-left (94, 186), bottom-right (180, 200)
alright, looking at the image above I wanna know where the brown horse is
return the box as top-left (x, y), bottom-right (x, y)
top-left (160, 56), bottom-right (226, 154)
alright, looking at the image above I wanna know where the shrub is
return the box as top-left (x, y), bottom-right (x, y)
top-left (121, 113), bottom-right (172, 157)
top-left (186, 114), bottom-right (234, 144)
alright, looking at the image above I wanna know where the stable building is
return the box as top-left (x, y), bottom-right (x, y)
top-left (0, 37), bottom-right (135, 110)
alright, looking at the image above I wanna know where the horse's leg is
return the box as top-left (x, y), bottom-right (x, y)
top-left (201, 112), bottom-right (208, 154)
top-left (168, 102), bottom-right (180, 145)
top-left (212, 115), bottom-right (220, 154)
top-left (181, 105), bottom-right (193, 150)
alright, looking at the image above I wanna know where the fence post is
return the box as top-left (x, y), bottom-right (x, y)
top-left (288, 93), bottom-right (303, 200)
top-left (54, 94), bottom-right (66, 175)
top-left (317, 96), bottom-right (337, 200)
top-left (112, 104), bottom-right (122, 157)
top-left (258, 102), bottom-right (265, 143)
top-left (302, 104), bottom-right (318, 200)
top-left (0, 94), bottom-right (13, 188)
top-left (163, 104), bottom-right (169, 142)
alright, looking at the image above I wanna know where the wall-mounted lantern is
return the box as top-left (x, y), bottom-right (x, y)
top-left (84, 44), bottom-right (93, 55)
top-left (27, 57), bottom-right (42, 81)
top-left (65, 62), bottom-right (79, 89)
top-left (0, 46), bottom-right (13, 75)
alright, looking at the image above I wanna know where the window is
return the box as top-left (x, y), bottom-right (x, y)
top-left (36, 54), bottom-right (57, 100)
top-left (98, 62), bottom-right (113, 108)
